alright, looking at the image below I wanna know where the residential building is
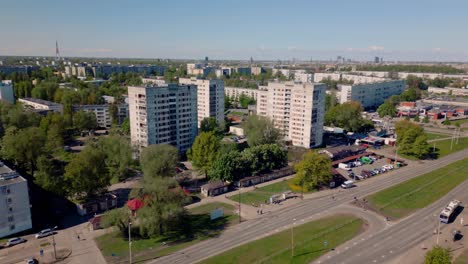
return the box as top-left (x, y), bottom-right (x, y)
top-left (0, 65), bottom-right (39, 75)
top-left (179, 77), bottom-right (225, 127)
top-left (294, 72), bottom-right (314, 83)
top-left (256, 81), bottom-right (326, 148)
top-left (74, 104), bottom-right (129, 128)
top-left (251, 66), bottom-right (265, 75)
top-left (0, 80), bottom-right (15, 104)
top-left (142, 77), bottom-right (166, 86)
top-left (234, 67), bottom-right (251, 75)
top-left (428, 87), bottom-right (468, 96)
top-left (0, 161), bottom-right (32, 238)
top-left (314, 73), bottom-right (341, 82)
top-left (337, 80), bottom-right (406, 109)
top-left (18, 98), bottom-right (63, 113)
top-left (225, 87), bottom-right (258, 100)
top-left (128, 84), bottom-right (198, 153)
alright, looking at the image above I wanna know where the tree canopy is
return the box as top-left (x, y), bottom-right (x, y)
top-left (292, 151), bottom-right (332, 191)
top-left (325, 101), bottom-right (373, 132)
top-left (424, 246), bottom-right (451, 264)
top-left (140, 144), bottom-right (179, 179)
top-left (395, 120), bottom-right (429, 159)
top-left (187, 132), bottom-right (220, 178)
top-left (243, 115), bottom-right (281, 147)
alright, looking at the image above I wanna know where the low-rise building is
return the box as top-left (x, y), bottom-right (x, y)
top-left (428, 87), bottom-right (468, 96)
top-left (0, 80), bottom-right (15, 104)
top-left (0, 161), bottom-right (32, 238)
top-left (18, 98), bottom-right (63, 113)
top-left (251, 66), bottom-right (265, 75)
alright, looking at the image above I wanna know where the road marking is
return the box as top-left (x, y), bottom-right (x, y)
top-left (354, 242), bottom-right (357, 245)
top-left (382, 255), bottom-right (385, 258)
top-left (373, 260), bottom-right (377, 263)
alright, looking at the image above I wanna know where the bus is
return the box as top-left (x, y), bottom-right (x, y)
top-left (439, 200), bottom-right (461, 224)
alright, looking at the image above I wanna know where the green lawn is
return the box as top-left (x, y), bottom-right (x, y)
top-left (96, 202), bottom-right (237, 263)
top-left (432, 137), bottom-right (468, 158)
top-left (425, 132), bottom-right (449, 140)
top-left (367, 158), bottom-right (468, 219)
top-left (198, 214), bottom-right (364, 264)
top-left (451, 119), bottom-right (468, 126)
top-left (228, 179), bottom-right (309, 206)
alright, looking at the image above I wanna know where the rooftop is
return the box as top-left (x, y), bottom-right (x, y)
top-left (19, 97), bottom-right (62, 107)
top-left (0, 161), bottom-right (26, 187)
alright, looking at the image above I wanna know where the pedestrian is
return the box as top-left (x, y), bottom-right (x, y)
top-left (77, 235), bottom-right (80, 241)
top-left (332, 195), bottom-right (335, 200)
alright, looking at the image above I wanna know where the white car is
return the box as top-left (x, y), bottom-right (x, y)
top-left (35, 228), bottom-right (54, 239)
top-left (6, 237), bottom-right (26, 247)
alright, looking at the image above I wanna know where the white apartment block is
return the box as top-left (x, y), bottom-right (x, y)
top-left (251, 66), bottom-right (265, 75)
top-left (338, 80), bottom-right (406, 108)
top-left (0, 80), bottom-right (15, 104)
top-left (74, 105), bottom-right (113, 128)
top-left (128, 84), bottom-right (198, 153)
top-left (0, 161), bottom-right (32, 238)
top-left (179, 77), bottom-right (225, 127)
top-left (225, 87), bottom-right (258, 100)
top-left (18, 98), bottom-right (63, 113)
top-left (256, 82), bottom-right (326, 148)
top-left (313, 73), bottom-right (341, 82)
top-left (294, 72), bottom-right (314, 83)
top-left (142, 77), bottom-right (166, 86)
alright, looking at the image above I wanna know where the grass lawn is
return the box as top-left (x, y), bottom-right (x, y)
top-left (425, 132), bottom-right (449, 140)
top-left (451, 119), bottom-right (468, 126)
top-left (431, 137), bottom-right (468, 158)
top-left (367, 158), bottom-right (468, 219)
top-left (198, 214), bottom-right (364, 264)
top-left (454, 248), bottom-right (468, 264)
top-left (96, 202), bottom-right (237, 263)
top-left (228, 179), bottom-right (311, 206)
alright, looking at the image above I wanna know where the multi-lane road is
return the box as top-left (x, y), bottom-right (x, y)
top-left (151, 149), bottom-right (468, 264)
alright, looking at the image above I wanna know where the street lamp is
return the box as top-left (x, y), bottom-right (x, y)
top-left (291, 218), bottom-right (296, 257)
top-left (128, 221), bottom-right (132, 264)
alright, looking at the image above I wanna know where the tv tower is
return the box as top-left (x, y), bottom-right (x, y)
top-left (55, 41), bottom-right (61, 61)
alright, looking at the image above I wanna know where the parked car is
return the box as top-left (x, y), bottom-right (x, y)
top-left (383, 164), bottom-right (394, 170)
top-left (6, 237), bottom-right (26, 247)
top-left (35, 228), bottom-right (55, 239)
top-left (25, 258), bottom-right (38, 264)
top-left (341, 180), bottom-right (354, 189)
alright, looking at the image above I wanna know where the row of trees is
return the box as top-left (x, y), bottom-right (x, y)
top-left (325, 101), bottom-right (374, 132)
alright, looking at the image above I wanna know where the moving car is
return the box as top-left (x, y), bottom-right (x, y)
top-left (35, 228), bottom-right (55, 239)
top-left (6, 237), bottom-right (26, 247)
top-left (341, 180), bottom-right (354, 189)
top-left (25, 258), bottom-right (38, 264)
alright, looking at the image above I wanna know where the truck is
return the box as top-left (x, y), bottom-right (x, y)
top-left (341, 180), bottom-right (354, 189)
top-left (439, 200), bottom-right (461, 224)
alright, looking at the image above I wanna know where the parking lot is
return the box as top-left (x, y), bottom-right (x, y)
top-left (336, 154), bottom-right (402, 181)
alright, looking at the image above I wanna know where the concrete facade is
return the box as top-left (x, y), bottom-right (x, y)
top-left (179, 78), bottom-right (225, 127)
top-left (225, 87), bottom-right (258, 100)
top-left (128, 84), bottom-right (198, 153)
top-left (256, 81), bottom-right (326, 148)
top-left (18, 98), bottom-right (63, 113)
top-left (0, 161), bottom-right (32, 238)
top-left (338, 80), bottom-right (406, 109)
top-left (0, 80), bottom-right (15, 104)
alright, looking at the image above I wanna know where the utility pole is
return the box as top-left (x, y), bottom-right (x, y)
top-left (291, 218), bottom-right (296, 257)
top-left (129, 222), bottom-right (132, 264)
top-left (52, 234), bottom-right (57, 260)
top-left (238, 187), bottom-right (242, 223)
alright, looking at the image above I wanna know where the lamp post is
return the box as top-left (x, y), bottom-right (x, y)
top-left (291, 218), bottom-right (296, 257)
top-left (128, 221), bottom-right (132, 264)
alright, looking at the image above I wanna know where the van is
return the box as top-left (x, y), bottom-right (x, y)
top-left (341, 180), bottom-right (354, 189)
top-left (338, 163), bottom-right (351, 170)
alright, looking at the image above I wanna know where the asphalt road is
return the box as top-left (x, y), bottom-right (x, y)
top-left (315, 178), bottom-right (468, 264)
top-left (151, 149), bottom-right (468, 264)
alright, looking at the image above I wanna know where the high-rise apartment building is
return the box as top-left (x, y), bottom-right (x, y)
top-left (128, 84), bottom-right (198, 153)
top-left (0, 161), bottom-right (32, 238)
top-left (257, 81), bottom-right (326, 148)
top-left (0, 80), bottom-right (15, 104)
top-left (179, 78), bottom-right (225, 127)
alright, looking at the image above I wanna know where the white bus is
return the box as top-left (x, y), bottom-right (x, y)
top-left (439, 200), bottom-right (461, 224)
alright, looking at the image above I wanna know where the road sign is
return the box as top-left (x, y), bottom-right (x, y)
top-left (210, 208), bottom-right (224, 220)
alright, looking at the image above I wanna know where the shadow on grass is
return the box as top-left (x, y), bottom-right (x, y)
top-left (293, 248), bottom-right (328, 258)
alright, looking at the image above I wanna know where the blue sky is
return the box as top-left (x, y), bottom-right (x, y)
top-left (1, 0), bottom-right (468, 61)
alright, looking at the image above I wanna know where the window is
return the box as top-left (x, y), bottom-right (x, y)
top-left (8, 216), bottom-right (14, 222)
top-left (9, 225), bottom-right (15, 230)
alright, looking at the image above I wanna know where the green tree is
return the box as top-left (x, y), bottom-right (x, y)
top-left (377, 101), bottom-right (397, 117)
top-left (97, 135), bottom-right (133, 182)
top-left (121, 117), bottom-right (130, 135)
top-left (406, 75), bottom-right (428, 90)
top-left (400, 87), bottom-right (421, 102)
top-left (243, 115), bottom-right (281, 147)
top-left (292, 151), bottom-right (332, 191)
top-left (187, 132), bottom-right (220, 178)
top-left (74, 110), bottom-right (97, 131)
top-left (412, 135), bottom-right (430, 159)
top-left (209, 150), bottom-right (248, 182)
top-left (224, 95), bottom-right (233, 110)
top-left (1, 127), bottom-right (46, 175)
top-left (242, 144), bottom-right (288, 175)
top-left (200, 117), bottom-right (221, 135)
top-left (140, 144), bottom-right (179, 179)
top-left (325, 101), bottom-right (371, 132)
top-left (238, 94), bottom-right (256, 108)
top-left (137, 177), bottom-right (187, 237)
top-left (101, 208), bottom-right (131, 236)
top-left (64, 144), bottom-right (110, 200)
top-left (34, 155), bottom-right (67, 196)
top-left (442, 119), bottom-right (451, 126)
top-left (423, 115), bottom-right (430, 123)
top-left (424, 246), bottom-right (451, 264)
top-left (413, 115), bottom-right (420, 122)
top-left (325, 93), bottom-right (338, 111)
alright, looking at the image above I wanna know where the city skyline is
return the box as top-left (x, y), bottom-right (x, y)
top-left (1, 0), bottom-right (468, 61)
